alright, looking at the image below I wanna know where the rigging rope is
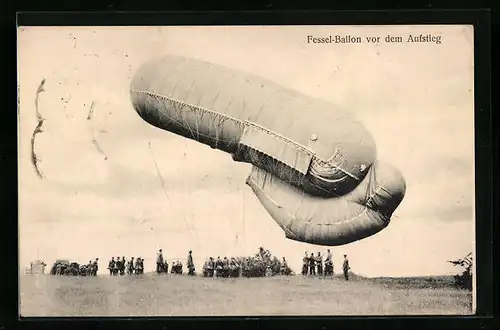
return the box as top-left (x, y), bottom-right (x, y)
top-left (148, 140), bottom-right (195, 238)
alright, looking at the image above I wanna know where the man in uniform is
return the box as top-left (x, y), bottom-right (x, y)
top-left (138, 257), bottom-right (144, 275)
top-left (108, 257), bottom-right (115, 276)
top-left (163, 258), bottom-right (169, 274)
top-left (176, 260), bottom-right (183, 274)
top-left (92, 258), bottom-right (99, 276)
top-left (127, 257), bottom-right (135, 275)
top-left (324, 249), bottom-right (333, 276)
top-left (280, 257), bottom-right (288, 275)
top-left (302, 251), bottom-right (308, 276)
top-left (316, 252), bottom-right (323, 276)
top-left (120, 257), bottom-right (126, 275)
top-left (223, 257), bottom-right (230, 278)
top-left (134, 257), bottom-right (141, 275)
top-left (309, 253), bottom-right (316, 275)
top-left (187, 250), bottom-right (195, 276)
top-left (87, 260), bottom-right (93, 276)
top-left (157, 249), bottom-right (164, 273)
top-left (114, 256), bottom-right (121, 276)
top-left (202, 259), bottom-right (210, 277)
top-left (208, 257), bottom-right (215, 277)
top-left (215, 256), bottom-right (223, 277)
top-left (229, 257), bottom-right (240, 277)
top-left (343, 254), bottom-right (350, 281)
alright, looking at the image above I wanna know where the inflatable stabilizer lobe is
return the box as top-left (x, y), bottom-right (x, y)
top-left (130, 55), bottom-right (377, 197)
top-left (246, 161), bottom-right (406, 246)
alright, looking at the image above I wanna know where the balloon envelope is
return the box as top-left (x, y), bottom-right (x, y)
top-left (130, 55), bottom-right (406, 246)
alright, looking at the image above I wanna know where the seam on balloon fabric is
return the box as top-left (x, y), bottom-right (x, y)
top-left (243, 120), bottom-right (316, 157)
top-left (132, 89), bottom-right (359, 183)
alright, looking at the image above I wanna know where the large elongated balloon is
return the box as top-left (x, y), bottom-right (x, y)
top-left (130, 55), bottom-right (406, 245)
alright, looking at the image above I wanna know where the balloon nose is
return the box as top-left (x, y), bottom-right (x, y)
top-left (366, 162), bottom-right (406, 218)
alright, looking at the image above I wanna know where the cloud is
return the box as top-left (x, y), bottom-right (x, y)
top-left (430, 204), bottom-right (474, 222)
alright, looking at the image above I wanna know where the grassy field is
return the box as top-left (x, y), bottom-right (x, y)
top-left (19, 273), bottom-right (473, 317)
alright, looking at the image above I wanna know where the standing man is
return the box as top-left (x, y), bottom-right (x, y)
top-left (343, 254), bottom-right (350, 281)
top-left (215, 256), bottom-right (223, 277)
top-left (127, 257), bottom-right (135, 275)
top-left (108, 257), bottom-right (115, 276)
top-left (138, 257), bottom-right (144, 274)
top-left (157, 249), bottom-right (164, 274)
top-left (280, 257), bottom-right (288, 275)
top-left (134, 257), bottom-right (141, 275)
top-left (208, 257), bottom-right (215, 277)
top-left (92, 258), bottom-right (99, 276)
top-left (324, 249), bottom-right (333, 276)
top-left (114, 256), bottom-right (121, 276)
top-left (187, 250), bottom-right (195, 275)
top-left (302, 251), bottom-right (309, 276)
top-left (309, 253), bottom-right (316, 275)
top-left (86, 260), bottom-right (93, 276)
top-left (120, 257), bottom-right (126, 275)
top-left (316, 252), bottom-right (323, 276)
top-left (223, 257), bottom-right (230, 278)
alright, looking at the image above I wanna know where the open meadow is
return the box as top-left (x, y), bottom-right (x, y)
top-left (19, 273), bottom-right (473, 316)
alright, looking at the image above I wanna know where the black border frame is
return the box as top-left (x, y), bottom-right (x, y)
top-left (3, 8), bottom-right (495, 330)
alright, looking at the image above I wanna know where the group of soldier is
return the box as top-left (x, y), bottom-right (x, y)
top-left (155, 247), bottom-right (292, 278)
top-left (201, 247), bottom-right (292, 278)
top-left (302, 250), bottom-right (351, 280)
top-left (83, 258), bottom-right (99, 276)
top-left (201, 256), bottom-right (242, 277)
top-left (155, 249), bottom-right (196, 275)
top-left (103, 250), bottom-right (195, 277)
top-left (107, 256), bottom-right (145, 276)
top-left (56, 248), bottom-right (351, 279)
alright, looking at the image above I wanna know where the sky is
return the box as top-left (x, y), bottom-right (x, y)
top-left (17, 25), bottom-right (475, 277)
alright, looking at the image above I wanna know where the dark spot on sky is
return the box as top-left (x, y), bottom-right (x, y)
top-left (125, 54), bottom-right (128, 58)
